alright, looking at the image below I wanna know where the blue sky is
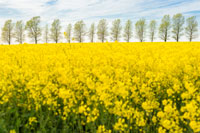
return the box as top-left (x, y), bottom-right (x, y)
top-left (0, 0), bottom-right (199, 23)
top-left (0, 0), bottom-right (199, 42)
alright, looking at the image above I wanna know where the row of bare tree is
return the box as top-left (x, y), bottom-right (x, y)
top-left (1, 13), bottom-right (198, 44)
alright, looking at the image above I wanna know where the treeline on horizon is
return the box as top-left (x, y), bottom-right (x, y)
top-left (1, 13), bottom-right (199, 44)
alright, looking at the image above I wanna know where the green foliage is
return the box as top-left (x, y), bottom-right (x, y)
top-left (110, 19), bottom-right (122, 41)
top-left (123, 20), bottom-right (133, 42)
top-left (185, 16), bottom-right (198, 42)
top-left (44, 24), bottom-right (49, 43)
top-left (159, 15), bottom-right (171, 42)
top-left (149, 20), bottom-right (157, 42)
top-left (50, 19), bottom-right (62, 43)
top-left (73, 20), bottom-right (86, 43)
top-left (66, 24), bottom-right (72, 43)
top-left (25, 16), bottom-right (41, 44)
top-left (172, 13), bottom-right (185, 42)
top-left (88, 23), bottom-right (95, 43)
top-left (97, 19), bottom-right (108, 43)
top-left (1, 20), bottom-right (14, 44)
top-left (135, 19), bottom-right (146, 42)
top-left (14, 20), bottom-right (25, 44)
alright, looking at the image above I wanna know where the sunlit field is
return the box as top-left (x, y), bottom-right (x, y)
top-left (0, 42), bottom-right (200, 132)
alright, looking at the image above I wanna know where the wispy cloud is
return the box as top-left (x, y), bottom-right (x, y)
top-left (0, 0), bottom-right (199, 22)
top-left (46, 0), bottom-right (58, 6)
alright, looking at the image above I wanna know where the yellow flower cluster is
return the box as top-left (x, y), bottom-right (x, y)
top-left (0, 42), bottom-right (199, 132)
top-left (28, 117), bottom-right (38, 125)
top-left (9, 130), bottom-right (16, 133)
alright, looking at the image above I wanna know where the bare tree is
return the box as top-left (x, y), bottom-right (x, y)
top-left (65, 24), bottom-right (72, 43)
top-left (159, 15), bottom-right (171, 42)
top-left (74, 20), bottom-right (86, 42)
top-left (44, 24), bottom-right (49, 43)
top-left (149, 20), bottom-right (157, 42)
top-left (25, 16), bottom-right (41, 44)
top-left (110, 19), bottom-right (122, 41)
top-left (185, 16), bottom-right (198, 42)
top-left (50, 19), bottom-right (62, 43)
top-left (2, 20), bottom-right (14, 45)
top-left (172, 13), bottom-right (185, 42)
top-left (88, 23), bottom-right (95, 42)
top-left (97, 19), bottom-right (108, 43)
top-left (123, 20), bottom-right (133, 42)
top-left (135, 19), bottom-right (146, 42)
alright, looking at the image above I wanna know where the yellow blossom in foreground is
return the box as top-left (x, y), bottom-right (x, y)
top-left (28, 117), bottom-right (38, 125)
top-left (190, 121), bottom-right (200, 132)
top-left (9, 130), bottom-right (16, 133)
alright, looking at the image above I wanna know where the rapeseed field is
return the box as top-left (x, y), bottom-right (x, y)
top-left (0, 42), bottom-right (199, 132)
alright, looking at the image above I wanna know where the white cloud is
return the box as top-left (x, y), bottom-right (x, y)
top-left (0, 0), bottom-right (199, 22)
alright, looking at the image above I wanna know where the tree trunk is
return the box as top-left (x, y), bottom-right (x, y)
top-left (35, 36), bottom-right (37, 44)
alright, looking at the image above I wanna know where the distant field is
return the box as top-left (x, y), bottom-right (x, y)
top-left (0, 42), bottom-right (199, 132)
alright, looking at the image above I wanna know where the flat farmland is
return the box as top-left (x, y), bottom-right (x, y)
top-left (0, 42), bottom-right (199, 132)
